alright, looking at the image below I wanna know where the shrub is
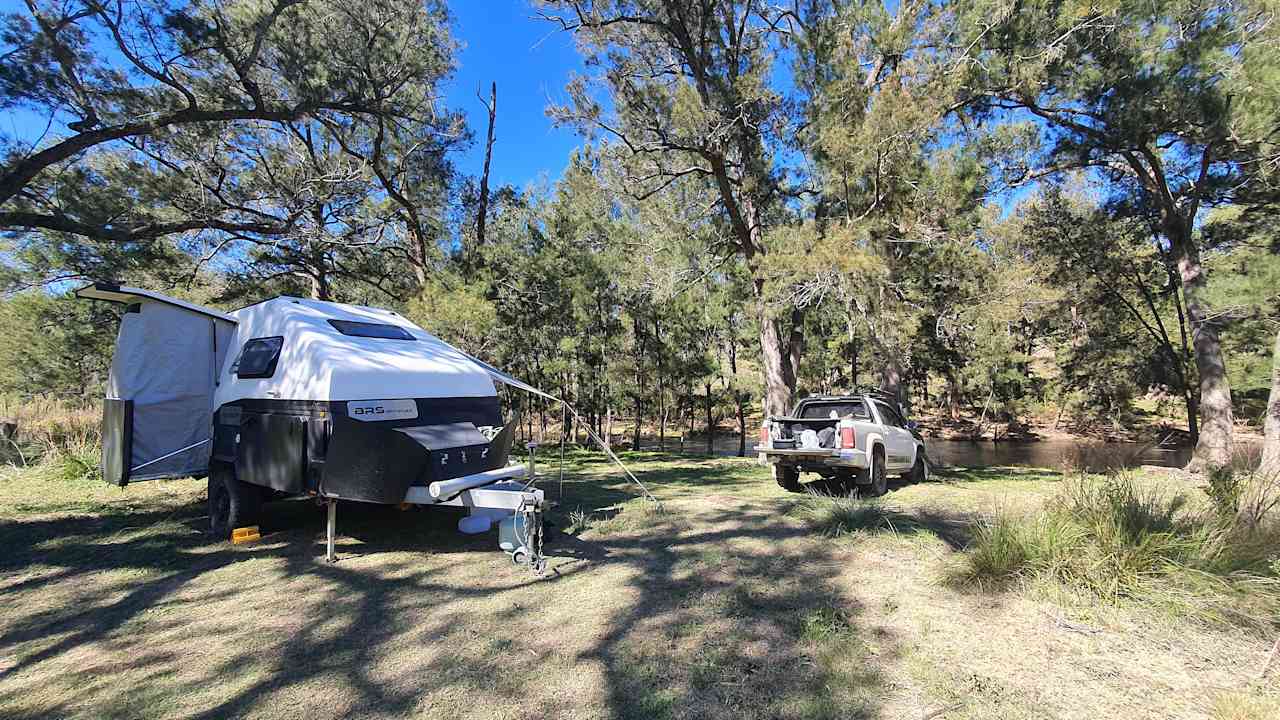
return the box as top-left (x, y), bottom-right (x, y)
top-left (1204, 466), bottom-right (1243, 518)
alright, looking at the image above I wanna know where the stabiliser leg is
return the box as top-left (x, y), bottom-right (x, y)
top-left (326, 498), bottom-right (336, 563)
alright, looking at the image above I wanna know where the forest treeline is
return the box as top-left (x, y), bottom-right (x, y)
top-left (1, 0), bottom-right (1278, 471)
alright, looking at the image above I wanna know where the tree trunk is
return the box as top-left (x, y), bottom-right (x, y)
top-left (846, 314), bottom-right (859, 388)
top-left (759, 310), bottom-right (794, 417)
top-left (1261, 325), bottom-right (1280, 475)
top-left (408, 228), bottom-right (429, 288)
top-left (729, 323), bottom-right (747, 457)
top-left (538, 398), bottom-right (546, 444)
top-left (945, 371), bottom-right (963, 420)
top-left (705, 381), bottom-right (714, 455)
top-left (736, 399), bottom-right (746, 457)
top-left (787, 307), bottom-right (805, 389)
top-left (475, 82), bottom-right (496, 247)
top-left (1177, 239), bottom-right (1234, 470)
top-left (880, 359), bottom-right (902, 404)
top-left (1170, 276), bottom-right (1200, 440)
top-left (632, 397), bottom-right (642, 451)
top-left (309, 268), bottom-right (330, 301)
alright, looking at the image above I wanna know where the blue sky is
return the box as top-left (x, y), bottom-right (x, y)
top-left (444, 2), bottom-right (586, 189)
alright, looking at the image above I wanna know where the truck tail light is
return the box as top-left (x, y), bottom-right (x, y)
top-left (839, 419), bottom-right (856, 449)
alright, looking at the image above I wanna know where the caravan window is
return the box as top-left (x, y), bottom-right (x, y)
top-left (327, 319), bottom-right (416, 341)
top-left (233, 337), bottom-right (284, 379)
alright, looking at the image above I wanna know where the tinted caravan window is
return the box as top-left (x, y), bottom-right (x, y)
top-left (328, 319), bottom-right (416, 340)
top-left (234, 337), bottom-right (284, 379)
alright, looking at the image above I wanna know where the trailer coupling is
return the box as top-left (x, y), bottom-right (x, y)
top-left (402, 471), bottom-right (547, 575)
top-left (499, 500), bottom-right (546, 575)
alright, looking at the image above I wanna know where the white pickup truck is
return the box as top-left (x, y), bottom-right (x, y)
top-left (755, 392), bottom-right (930, 495)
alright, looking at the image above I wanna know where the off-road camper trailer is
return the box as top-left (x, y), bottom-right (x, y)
top-left (77, 283), bottom-right (545, 567)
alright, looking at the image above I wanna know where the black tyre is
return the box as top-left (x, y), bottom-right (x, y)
top-left (773, 464), bottom-right (802, 493)
top-left (905, 452), bottom-right (930, 484)
top-left (832, 471), bottom-right (859, 497)
top-left (208, 463), bottom-right (262, 539)
top-left (865, 447), bottom-right (888, 497)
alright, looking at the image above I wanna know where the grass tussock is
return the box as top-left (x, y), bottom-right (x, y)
top-left (948, 470), bottom-right (1280, 629)
top-left (586, 497), bottom-right (667, 535)
top-left (792, 496), bottom-right (897, 537)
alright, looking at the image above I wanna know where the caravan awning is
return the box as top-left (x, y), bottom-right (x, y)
top-left (75, 283), bottom-right (238, 324)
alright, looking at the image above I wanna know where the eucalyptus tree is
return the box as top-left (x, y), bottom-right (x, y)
top-left (1, 0), bottom-right (460, 286)
top-left (538, 0), bottom-right (809, 417)
top-left (953, 0), bottom-right (1280, 468)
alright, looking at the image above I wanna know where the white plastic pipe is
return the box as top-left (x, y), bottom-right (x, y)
top-left (428, 464), bottom-right (527, 499)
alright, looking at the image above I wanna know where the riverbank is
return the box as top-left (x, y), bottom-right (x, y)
top-left (1, 452), bottom-right (1276, 719)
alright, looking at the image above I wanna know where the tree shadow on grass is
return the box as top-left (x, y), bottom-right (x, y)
top-left (572, 502), bottom-right (900, 719)
top-left (0, 487), bottom-right (618, 718)
top-left (788, 493), bottom-right (981, 551)
top-left (1, 466), bottom-right (904, 720)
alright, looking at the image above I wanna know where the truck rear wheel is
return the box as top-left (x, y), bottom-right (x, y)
top-left (772, 464), bottom-right (802, 493)
top-left (208, 463), bottom-right (261, 540)
top-left (905, 453), bottom-right (929, 484)
top-left (865, 447), bottom-right (888, 497)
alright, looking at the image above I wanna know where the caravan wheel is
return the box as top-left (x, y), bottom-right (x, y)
top-left (208, 463), bottom-right (261, 540)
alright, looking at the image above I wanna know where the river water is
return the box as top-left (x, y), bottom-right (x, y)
top-left (633, 434), bottom-right (1221, 472)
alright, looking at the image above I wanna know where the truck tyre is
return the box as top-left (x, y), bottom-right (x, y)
top-left (773, 464), bottom-right (802, 493)
top-left (905, 453), bottom-right (929, 484)
top-left (866, 447), bottom-right (888, 497)
top-left (208, 463), bottom-right (261, 539)
top-left (833, 470), bottom-right (859, 496)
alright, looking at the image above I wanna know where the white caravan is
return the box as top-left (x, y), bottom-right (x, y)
top-left (76, 283), bottom-right (545, 567)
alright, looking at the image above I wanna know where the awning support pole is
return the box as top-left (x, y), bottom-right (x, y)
top-left (326, 499), bottom-right (337, 563)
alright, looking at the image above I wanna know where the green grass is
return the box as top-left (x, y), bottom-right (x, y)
top-left (2, 447), bottom-right (1278, 719)
top-left (946, 471), bottom-right (1280, 629)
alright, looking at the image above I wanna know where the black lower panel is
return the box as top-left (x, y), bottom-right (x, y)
top-left (322, 415), bottom-right (430, 503)
top-left (236, 412), bottom-right (306, 493)
top-left (101, 399), bottom-right (133, 487)
top-left (217, 396), bottom-right (510, 504)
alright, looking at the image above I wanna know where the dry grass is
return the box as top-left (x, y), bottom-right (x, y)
top-left (945, 471), bottom-right (1280, 634)
top-left (0, 396), bottom-right (100, 466)
top-left (1, 451), bottom-right (1278, 719)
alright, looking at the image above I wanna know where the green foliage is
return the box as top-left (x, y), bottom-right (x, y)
top-left (2, 0), bottom-right (462, 297)
top-left (407, 276), bottom-right (499, 354)
top-left (0, 292), bottom-right (115, 398)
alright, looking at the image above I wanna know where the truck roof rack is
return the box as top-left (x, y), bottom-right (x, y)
top-left (850, 387), bottom-right (908, 415)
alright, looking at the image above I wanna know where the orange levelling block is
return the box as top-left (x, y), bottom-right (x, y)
top-left (231, 526), bottom-right (261, 544)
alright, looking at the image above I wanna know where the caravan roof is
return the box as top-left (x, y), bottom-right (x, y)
top-left (216, 296), bottom-right (499, 404)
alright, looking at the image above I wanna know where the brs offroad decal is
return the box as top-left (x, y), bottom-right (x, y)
top-left (347, 399), bottom-right (418, 422)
